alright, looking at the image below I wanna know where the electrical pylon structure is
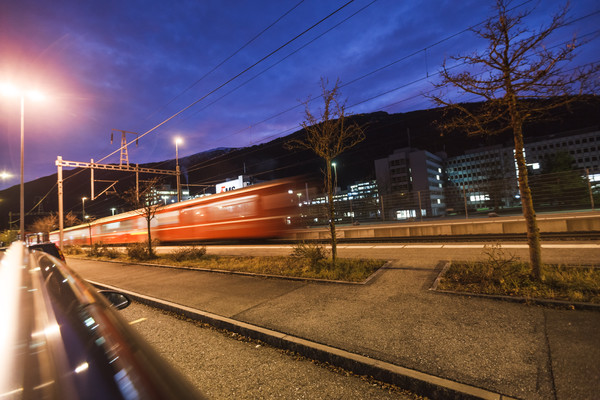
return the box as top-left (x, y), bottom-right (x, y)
top-left (111, 129), bottom-right (139, 166)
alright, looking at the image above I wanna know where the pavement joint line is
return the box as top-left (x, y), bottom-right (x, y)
top-left (442, 245), bottom-right (486, 249)
top-left (89, 279), bottom-right (513, 400)
top-left (432, 288), bottom-right (600, 312)
top-left (404, 245), bottom-right (443, 248)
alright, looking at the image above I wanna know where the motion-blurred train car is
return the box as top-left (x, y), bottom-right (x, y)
top-left (50, 178), bottom-right (299, 246)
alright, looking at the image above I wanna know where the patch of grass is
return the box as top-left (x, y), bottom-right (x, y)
top-left (439, 262), bottom-right (600, 304)
top-left (147, 255), bottom-right (382, 282)
top-left (70, 248), bottom-right (383, 282)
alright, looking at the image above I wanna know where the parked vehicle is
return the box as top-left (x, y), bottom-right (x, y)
top-left (0, 242), bottom-right (204, 399)
top-left (28, 241), bottom-right (66, 261)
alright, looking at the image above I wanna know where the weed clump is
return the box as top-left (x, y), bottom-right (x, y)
top-left (86, 242), bottom-right (120, 258)
top-left (168, 246), bottom-right (207, 262)
top-left (126, 242), bottom-right (157, 261)
top-left (290, 241), bottom-right (328, 272)
top-left (63, 245), bottom-right (83, 255)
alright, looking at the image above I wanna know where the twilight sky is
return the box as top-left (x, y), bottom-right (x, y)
top-left (1, 0), bottom-right (598, 191)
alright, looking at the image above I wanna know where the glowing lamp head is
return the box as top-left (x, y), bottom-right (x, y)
top-left (0, 84), bottom-right (45, 101)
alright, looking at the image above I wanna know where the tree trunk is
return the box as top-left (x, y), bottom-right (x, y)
top-left (512, 123), bottom-right (543, 280)
top-left (147, 218), bottom-right (153, 257)
top-left (326, 158), bottom-right (337, 264)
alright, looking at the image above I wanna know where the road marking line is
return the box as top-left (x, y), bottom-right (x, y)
top-left (542, 244), bottom-right (600, 249)
top-left (404, 245), bottom-right (443, 248)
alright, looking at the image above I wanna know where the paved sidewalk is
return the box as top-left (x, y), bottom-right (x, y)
top-left (69, 257), bottom-right (600, 399)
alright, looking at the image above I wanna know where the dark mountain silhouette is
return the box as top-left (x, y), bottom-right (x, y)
top-left (1, 98), bottom-right (598, 230)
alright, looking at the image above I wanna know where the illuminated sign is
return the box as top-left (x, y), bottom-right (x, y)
top-left (216, 175), bottom-right (248, 193)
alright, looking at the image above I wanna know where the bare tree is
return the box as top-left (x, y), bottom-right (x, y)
top-left (121, 177), bottom-right (165, 257)
top-left (29, 213), bottom-right (58, 236)
top-left (64, 211), bottom-right (81, 228)
top-left (0, 229), bottom-right (19, 246)
top-left (286, 78), bottom-right (366, 263)
top-left (429, 0), bottom-right (598, 280)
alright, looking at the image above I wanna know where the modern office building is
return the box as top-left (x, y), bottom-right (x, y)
top-left (375, 148), bottom-right (446, 219)
top-left (445, 127), bottom-right (600, 210)
top-left (374, 128), bottom-right (600, 218)
top-left (444, 145), bottom-right (518, 210)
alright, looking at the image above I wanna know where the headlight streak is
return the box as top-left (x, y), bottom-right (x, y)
top-left (0, 244), bottom-right (24, 396)
top-left (74, 362), bottom-right (89, 374)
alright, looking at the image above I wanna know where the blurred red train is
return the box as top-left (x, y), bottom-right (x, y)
top-left (50, 178), bottom-right (299, 246)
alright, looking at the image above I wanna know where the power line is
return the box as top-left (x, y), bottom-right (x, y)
top-left (175, 0), bottom-right (379, 129)
top-left (187, 0), bottom-right (542, 150)
top-left (145, 0), bottom-right (306, 122)
top-left (96, 0), bottom-right (357, 165)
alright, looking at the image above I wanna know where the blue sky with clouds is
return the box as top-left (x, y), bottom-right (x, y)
top-left (1, 0), bottom-right (598, 190)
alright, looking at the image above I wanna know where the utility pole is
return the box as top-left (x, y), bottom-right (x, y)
top-left (57, 156), bottom-right (64, 251)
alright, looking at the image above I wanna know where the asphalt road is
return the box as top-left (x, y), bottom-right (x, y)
top-left (119, 302), bottom-right (420, 400)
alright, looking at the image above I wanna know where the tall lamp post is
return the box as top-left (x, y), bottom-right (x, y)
top-left (331, 162), bottom-right (338, 195)
top-left (175, 137), bottom-right (183, 202)
top-left (1, 84), bottom-right (44, 240)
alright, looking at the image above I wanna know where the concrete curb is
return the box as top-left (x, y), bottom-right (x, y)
top-left (91, 280), bottom-right (516, 400)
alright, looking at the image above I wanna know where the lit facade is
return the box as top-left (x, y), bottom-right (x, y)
top-left (375, 148), bottom-right (446, 218)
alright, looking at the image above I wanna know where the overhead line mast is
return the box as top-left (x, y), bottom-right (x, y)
top-left (111, 129), bottom-right (139, 166)
top-left (54, 157), bottom-right (177, 252)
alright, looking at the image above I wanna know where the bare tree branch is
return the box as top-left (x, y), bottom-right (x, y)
top-left (286, 78), bottom-right (366, 263)
top-left (427, 0), bottom-right (599, 280)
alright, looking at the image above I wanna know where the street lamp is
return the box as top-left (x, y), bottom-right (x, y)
top-left (1, 83), bottom-right (45, 240)
top-left (0, 171), bottom-right (12, 180)
top-left (175, 137), bottom-right (183, 202)
top-left (331, 162), bottom-right (338, 194)
top-left (82, 197), bottom-right (87, 220)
